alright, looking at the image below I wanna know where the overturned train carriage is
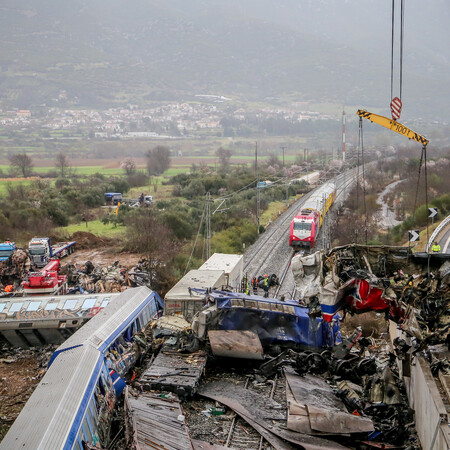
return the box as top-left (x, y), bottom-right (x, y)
top-left (191, 289), bottom-right (341, 350)
top-left (0, 293), bottom-right (118, 347)
top-left (0, 287), bottom-right (163, 450)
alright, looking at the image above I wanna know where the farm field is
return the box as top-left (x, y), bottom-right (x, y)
top-left (0, 155), bottom-right (258, 196)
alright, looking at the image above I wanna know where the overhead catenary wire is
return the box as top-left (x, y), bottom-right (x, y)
top-left (184, 200), bottom-right (206, 275)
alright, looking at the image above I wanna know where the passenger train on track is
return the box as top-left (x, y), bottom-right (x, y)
top-left (289, 182), bottom-right (336, 249)
top-left (0, 286), bottom-right (163, 450)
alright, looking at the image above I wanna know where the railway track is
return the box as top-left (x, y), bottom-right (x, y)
top-left (224, 374), bottom-right (287, 449)
top-left (243, 167), bottom-right (361, 300)
top-left (186, 367), bottom-right (288, 450)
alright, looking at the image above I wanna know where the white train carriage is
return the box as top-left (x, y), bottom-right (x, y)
top-left (165, 252), bottom-right (243, 320)
top-left (1, 287), bottom-right (163, 450)
top-left (0, 293), bottom-right (117, 347)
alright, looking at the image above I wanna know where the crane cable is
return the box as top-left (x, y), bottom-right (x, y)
top-left (390, 0), bottom-right (405, 104)
top-left (358, 117), bottom-right (368, 245)
top-left (412, 145), bottom-right (429, 244)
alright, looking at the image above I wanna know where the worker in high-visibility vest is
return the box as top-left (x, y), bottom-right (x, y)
top-left (263, 274), bottom-right (270, 298)
top-left (251, 277), bottom-right (258, 294)
top-left (432, 241), bottom-right (441, 253)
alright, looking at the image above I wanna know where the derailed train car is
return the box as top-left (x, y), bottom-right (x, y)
top-left (0, 287), bottom-right (163, 450)
top-left (289, 182), bottom-right (336, 249)
top-left (0, 293), bottom-right (118, 347)
top-left (191, 289), bottom-right (341, 351)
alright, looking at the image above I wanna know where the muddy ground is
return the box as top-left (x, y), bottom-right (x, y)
top-left (63, 247), bottom-right (142, 268)
top-left (0, 347), bottom-right (54, 441)
top-left (60, 231), bottom-right (142, 268)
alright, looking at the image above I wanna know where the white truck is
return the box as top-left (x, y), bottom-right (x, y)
top-left (28, 238), bottom-right (76, 268)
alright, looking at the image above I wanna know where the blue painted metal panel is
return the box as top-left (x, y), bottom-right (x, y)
top-left (63, 355), bottom-right (105, 450)
top-left (193, 289), bottom-right (340, 348)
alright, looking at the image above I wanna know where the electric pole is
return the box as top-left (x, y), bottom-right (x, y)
top-left (255, 142), bottom-right (261, 234)
top-left (342, 107), bottom-right (346, 162)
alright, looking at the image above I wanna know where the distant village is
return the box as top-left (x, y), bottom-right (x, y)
top-left (0, 93), bottom-right (334, 139)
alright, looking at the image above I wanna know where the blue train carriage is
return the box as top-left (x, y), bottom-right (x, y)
top-left (191, 289), bottom-right (341, 350)
top-left (0, 345), bottom-right (114, 450)
top-left (49, 286), bottom-right (164, 389)
top-left (0, 287), bottom-right (163, 450)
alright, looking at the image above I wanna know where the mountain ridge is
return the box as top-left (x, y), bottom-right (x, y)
top-left (0, 0), bottom-right (448, 120)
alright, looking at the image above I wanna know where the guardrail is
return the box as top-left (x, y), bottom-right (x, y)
top-left (426, 214), bottom-right (450, 252)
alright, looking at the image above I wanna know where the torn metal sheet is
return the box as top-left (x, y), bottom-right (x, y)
top-left (368, 366), bottom-right (403, 405)
top-left (124, 388), bottom-right (193, 450)
top-left (139, 350), bottom-right (207, 396)
top-left (291, 244), bottom-right (449, 323)
top-left (285, 369), bottom-right (374, 434)
top-left (208, 330), bottom-right (264, 360)
top-left (291, 251), bottom-right (323, 299)
top-left (198, 380), bottom-right (350, 450)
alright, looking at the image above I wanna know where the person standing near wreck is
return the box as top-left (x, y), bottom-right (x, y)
top-left (251, 276), bottom-right (258, 294)
top-left (263, 274), bottom-right (269, 298)
top-left (244, 279), bottom-right (250, 295)
top-left (432, 241), bottom-right (441, 253)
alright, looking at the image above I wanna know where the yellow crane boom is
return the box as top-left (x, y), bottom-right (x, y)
top-left (357, 110), bottom-right (429, 146)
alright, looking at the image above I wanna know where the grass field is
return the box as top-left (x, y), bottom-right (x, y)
top-left (56, 219), bottom-right (127, 239)
top-left (0, 179), bottom-right (35, 195)
top-left (0, 155), bottom-right (253, 197)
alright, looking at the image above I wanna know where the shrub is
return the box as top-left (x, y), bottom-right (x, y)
top-left (162, 212), bottom-right (193, 240)
top-left (127, 171), bottom-right (149, 188)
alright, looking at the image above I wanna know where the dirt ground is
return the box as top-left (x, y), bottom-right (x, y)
top-left (60, 231), bottom-right (142, 268)
top-left (63, 248), bottom-right (142, 268)
top-left (0, 347), bottom-right (54, 441)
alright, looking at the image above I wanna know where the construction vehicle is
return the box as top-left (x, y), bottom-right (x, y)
top-left (104, 192), bottom-right (122, 206)
top-left (21, 259), bottom-right (68, 295)
top-left (0, 241), bottom-right (16, 262)
top-left (28, 238), bottom-right (76, 268)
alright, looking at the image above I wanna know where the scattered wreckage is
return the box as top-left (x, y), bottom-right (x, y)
top-left (63, 259), bottom-right (155, 293)
top-left (292, 244), bottom-right (450, 345)
top-left (0, 248), bottom-right (30, 289)
top-left (122, 300), bottom-right (420, 449)
top-left (123, 244), bottom-right (448, 449)
top-left (2, 245), bottom-right (449, 449)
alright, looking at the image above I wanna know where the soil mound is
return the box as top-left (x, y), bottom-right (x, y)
top-left (70, 231), bottom-right (107, 249)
